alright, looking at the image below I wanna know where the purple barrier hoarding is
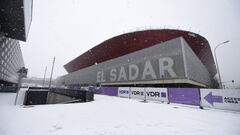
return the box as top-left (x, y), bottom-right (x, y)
top-left (93, 87), bottom-right (103, 94)
top-left (90, 87), bottom-right (118, 96)
top-left (168, 88), bottom-right (200, 106)
top-left (101, 87), bottom-right (118, 96)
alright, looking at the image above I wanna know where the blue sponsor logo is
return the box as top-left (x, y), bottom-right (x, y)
top-left (146, 91), bottom-right (167, 98)
top-left (132, 91), bottom-right (144, 96)
top-left (119, 90), bottom-right (129, 94)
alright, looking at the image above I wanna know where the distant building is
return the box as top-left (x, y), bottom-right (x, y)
top-left (21, 77), bottom-right (55, 88)
top-left (0, 0), bottom-right (33, 88)
top-left (58, 29), bottom-right (218, 88)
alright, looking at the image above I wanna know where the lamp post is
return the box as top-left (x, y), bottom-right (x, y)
top-left (214, 40), bottom-right (230, 89)
top-left (49, 56), bottom-right (55, 89)
top-left (42, 66), bottom-right (47, 87)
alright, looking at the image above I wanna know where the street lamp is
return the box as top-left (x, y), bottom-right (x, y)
top-left (214, 40), bottom-right (230, 89)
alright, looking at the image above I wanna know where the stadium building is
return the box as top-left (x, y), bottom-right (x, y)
top-left (58, 29), bottom-right (218, 88)
top-left (0, 0), bottom-right (32, 89)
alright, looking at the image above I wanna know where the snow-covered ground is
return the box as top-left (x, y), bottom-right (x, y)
top-left (0, 94), bottom-right (240, 135)
top-left (0, 93), bottom-right (16, 106)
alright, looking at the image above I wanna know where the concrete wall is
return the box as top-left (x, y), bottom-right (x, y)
top-left (24, 88), bottom-right (94, 105)
top-left (47, 92), bottom-right (74, 104)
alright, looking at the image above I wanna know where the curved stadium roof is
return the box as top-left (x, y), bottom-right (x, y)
top-left (64, 29), bottom-right (216, 77)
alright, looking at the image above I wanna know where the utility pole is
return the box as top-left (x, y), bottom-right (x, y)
top-left (49, 56), bottom-right (55, 89)
top-left (42, 66), bottom-right (47, 87)
top-left (214, 40), bottom-right (230, 88)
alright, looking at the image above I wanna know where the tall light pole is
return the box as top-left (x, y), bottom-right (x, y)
top-left (49, 56), bottom-right (55, 89)
top-left (214, 40), bottom-right (230, 89)
top-left (42, 66), bottom-right (47, 87)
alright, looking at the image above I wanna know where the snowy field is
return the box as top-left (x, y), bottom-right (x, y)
top-left (0, 94), bottom-right (240, 135)
top-left (0, 93), bottom-right (17, 106)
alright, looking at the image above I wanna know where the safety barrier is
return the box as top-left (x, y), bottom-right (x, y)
top-left (90, 86), bottom-right (240, 112)
top-left (200, 89), bottom-right (240, 111)
top-left (145, 87), bottom-right (168, 102)
top-left (118, 87), bottom-right (130, 98)
top-left (168, 88), bottom-right (200, 106)
top-left (130, 87), bottom-right (145, 100)
top-left (92, 87), bottom-right (118, 96)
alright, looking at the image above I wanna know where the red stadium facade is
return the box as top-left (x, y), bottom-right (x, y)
top-left (65, 29), bottom-right (216, 76)
top-left (62, 29), bottom-right (216, 87)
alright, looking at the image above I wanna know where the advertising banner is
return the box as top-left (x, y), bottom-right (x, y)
top-left (145, 88), bottom-right (168, 102)
top-left (168, 88), bottom-right (200, 106)
top-left (130, 87), bottom-right (145, 100)
top-left (101, 87), bottom-right (118, 96)
top-left (200, 89), bottom-right (240, 111)
top-left (118, 87), bottom-right (130, 98)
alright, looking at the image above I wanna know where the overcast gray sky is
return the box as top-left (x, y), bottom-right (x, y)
top-left (21, 0), bottom-right (240, 85)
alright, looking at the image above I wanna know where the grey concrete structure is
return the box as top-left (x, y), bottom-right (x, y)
top-left (58, 37), bottom-right (212, 88)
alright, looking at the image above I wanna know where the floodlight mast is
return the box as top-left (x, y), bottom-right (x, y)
top-left (214, 40), bottom-right (230, 89)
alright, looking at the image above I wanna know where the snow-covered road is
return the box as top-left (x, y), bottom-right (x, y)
top-left (0, 94), bottom-right (240, 135)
